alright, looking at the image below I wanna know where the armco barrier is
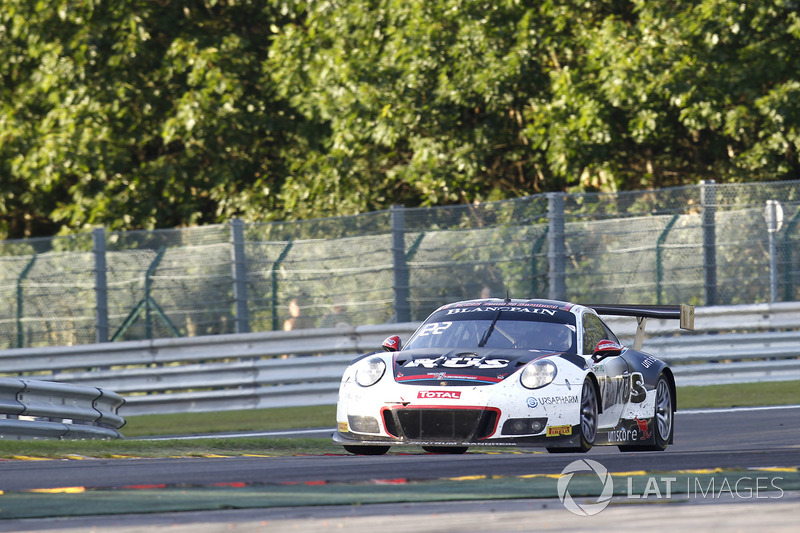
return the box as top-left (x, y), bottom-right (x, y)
top-left (0, 303), bottom-right (799, 416)
top-left (0, 379), bottom-right (125, 440)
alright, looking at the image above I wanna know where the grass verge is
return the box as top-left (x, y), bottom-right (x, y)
top-left (120, 404), bottom-right (338, 437)
top-left (678, 379), bottom-right (800, 409)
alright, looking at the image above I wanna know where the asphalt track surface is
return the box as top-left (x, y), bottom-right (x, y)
top-left (1, 405), bottom-right (799, 491)
top-left (1, 405), bottom-right (799, 531)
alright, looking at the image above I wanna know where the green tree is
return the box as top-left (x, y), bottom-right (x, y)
top-left (270, 0), bottom-right (800, 207)
top-left (269, 0), bottom-right (574, 217)
top-left (0, 0), bottom-right (298, 238)
top-left (524, 0), bottom-right (800, 190)
top-left (2, 0), bottom-right (799, 239)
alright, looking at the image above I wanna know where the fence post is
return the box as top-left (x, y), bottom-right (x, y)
top-left (547, 193), bottom-right (566, 301)
top-left (531, 228), bottom-right (549, 298)
top-left (391, 205), bottom-right (411, 323)
top-left (765, 200), bottom-right (784, 303)
top-left (701, 180), bottom-right (718, 306)
top-left (230, 218), bottom-right (250, 334)
top-left (17, 255), bottom-right (37, 348)
top-left (111, 247), bottom-right (180, 341)
top-left (656, 214), bottom-right (680, 305)
top-left (270, 241), bottom-right (293, 331)
top-left (781, 207), bottom-right (800, 301)
top-left (93, 228), bottom-right (109, 343)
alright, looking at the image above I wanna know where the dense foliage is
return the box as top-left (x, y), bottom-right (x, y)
top-left (1, 0), bottom-right (799, 238)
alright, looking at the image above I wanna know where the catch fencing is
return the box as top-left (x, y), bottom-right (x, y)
top-left (3, 180), bottom-right (800, 349)
top-left (0, 303), bottom-right (797, 416)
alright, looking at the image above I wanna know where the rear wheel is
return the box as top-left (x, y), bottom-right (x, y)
top-left (421, 446), bottom-right (468, 454)
top-left (650, 374), bottom-right (674, 451)
top-left (618, 373), bottom-right (674, 452)
top-left (547, 378), bottom-right (598, 453)
top-left (343, 445), bottom-right (391, 455)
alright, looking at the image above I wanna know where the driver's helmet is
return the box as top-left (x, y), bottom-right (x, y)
top-left (535, 323), bottom-right (573, 351)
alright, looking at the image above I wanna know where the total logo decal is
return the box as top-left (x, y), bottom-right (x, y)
top-left (417, 390), bottom-right (461, 400)
top-left (526, 395), bottom-right (579, 408)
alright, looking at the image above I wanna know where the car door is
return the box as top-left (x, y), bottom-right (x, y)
top-left (581, 312), bottom-right (629, 429)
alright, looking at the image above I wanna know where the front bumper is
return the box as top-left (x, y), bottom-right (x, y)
top-left (336, 360), bottom-right (587, 449)
top-left (333, 424), bottom-right (583, 448)
top-left (335, 402), bottom-right (583, 448)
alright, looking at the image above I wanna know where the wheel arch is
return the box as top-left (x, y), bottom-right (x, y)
top-left (660, 366), bottom-right (677, 414)
top-left (586, 372), bottom-right (603, 415)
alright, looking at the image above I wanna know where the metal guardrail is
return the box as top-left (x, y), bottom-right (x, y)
top-left (0, 379), bottom-right (126, 440)
top-left (0, 303), bottom-right (798, 416)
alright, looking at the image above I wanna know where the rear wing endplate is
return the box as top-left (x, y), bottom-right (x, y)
top-left (590, 304), bottom-right (695, 351)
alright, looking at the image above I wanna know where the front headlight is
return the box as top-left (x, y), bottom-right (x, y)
top-left (520, 360), bottom-right (557, 389)
top-left (355, 357), bottom-right (386, 387)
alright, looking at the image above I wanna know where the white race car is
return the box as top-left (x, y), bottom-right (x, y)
top-left (334, 298), bottom-right (694, 454)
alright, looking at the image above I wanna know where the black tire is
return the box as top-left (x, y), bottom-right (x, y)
top-left (343, 445), bottom-right (391, 455)
top-left (421, 446), bottom-right (469, 454)
top-left (649, 374), bottom-right (674, 451)
top-left (546, 378), bottom-right (598, 453)
top-left (617, 373), bottom-right (674, 452)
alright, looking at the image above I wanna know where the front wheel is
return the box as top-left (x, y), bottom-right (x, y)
top-left (547, 378), bottom-right (598, 453)
top-left (343, 445), bottom-right (391, 455)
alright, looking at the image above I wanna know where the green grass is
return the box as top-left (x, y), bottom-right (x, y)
top-left (1, 380), bottom-right (797, 459)
top-left (121, 404), bottom-right (337, 437)
top-left (678, 379), bottom-right (800, 409)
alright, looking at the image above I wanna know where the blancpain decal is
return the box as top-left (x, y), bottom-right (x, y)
top-left (418, 390), bottom-right (461, 400)
top-left (404, 357), bottom-right (509, 369)
top-left (445, 307), bottom-right (557, 316)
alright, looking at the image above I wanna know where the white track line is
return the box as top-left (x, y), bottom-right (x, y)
top-left (678, 404), bottom-right (800, 415)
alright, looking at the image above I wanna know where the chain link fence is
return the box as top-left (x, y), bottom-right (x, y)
top-left (2, 180), bottom-right (800, 349)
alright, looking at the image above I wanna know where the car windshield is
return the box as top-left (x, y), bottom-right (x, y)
top-left (404, 305), bottom-right (577, 353)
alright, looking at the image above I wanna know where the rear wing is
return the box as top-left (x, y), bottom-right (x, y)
top-left (590, 304), bottom-right (695, 351)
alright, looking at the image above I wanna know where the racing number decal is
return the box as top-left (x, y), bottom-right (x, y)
top-left (417, 322), bottom-right (453, 336)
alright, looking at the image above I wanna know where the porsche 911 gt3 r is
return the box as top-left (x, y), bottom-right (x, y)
top-left (333, 298), bottom-right (694, 455)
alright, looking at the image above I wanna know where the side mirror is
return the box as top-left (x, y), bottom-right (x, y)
top-left (382, 335), bottom-right (402, 352)
top-left (592, 339), bottom-right (623, 362)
